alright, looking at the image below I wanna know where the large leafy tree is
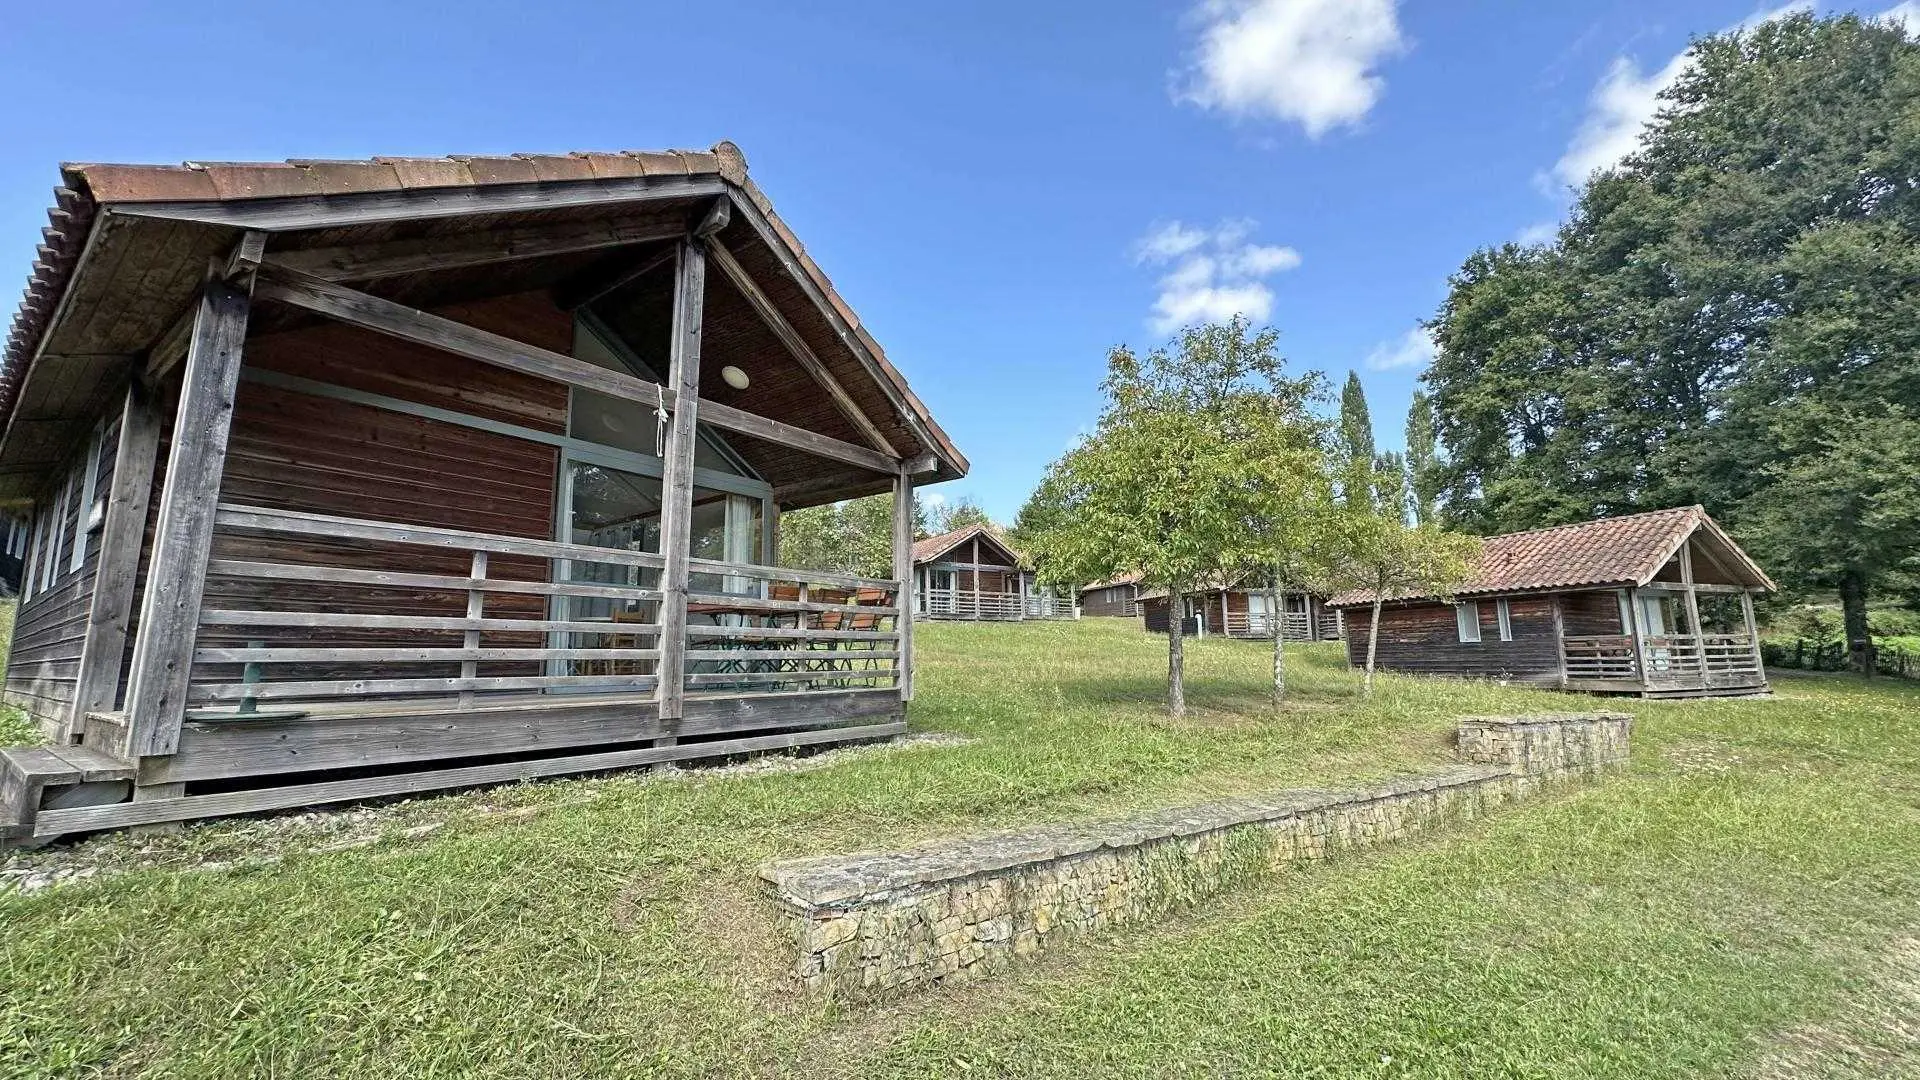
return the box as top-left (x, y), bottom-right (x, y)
top-left (1425, 12), bottom-right (1920, 661)
top-left (1024, 317), bottom-right (1324, 716)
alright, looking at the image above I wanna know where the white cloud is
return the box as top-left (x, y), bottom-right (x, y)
top-left (1176, 0), bottom-right (1406, 138)
top-left (1883, 1), bottom-right (1920, 33)
top-left (1516, 221), bottom-right (1559, 246)
top-left (1548, 2), bottom-right (1811, 192)
top-left (1364, 326), bottom-right (1436, 372)
top-left (1134, 220), bottom-right (1301, 334)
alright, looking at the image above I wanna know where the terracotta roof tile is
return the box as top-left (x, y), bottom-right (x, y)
top-left (1327, 506), bottom-right (1774, 607)
top-left (911, 524), bottom-right (1022, 566)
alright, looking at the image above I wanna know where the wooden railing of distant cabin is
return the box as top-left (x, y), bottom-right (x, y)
top-left (922, 588), bottom-right (1025, 621)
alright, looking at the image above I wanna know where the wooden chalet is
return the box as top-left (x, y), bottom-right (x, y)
top-left (1326, 506), bottom-right (1774, 698)
top-left (1078, 573), bottom-right (1144, 618)
top-left (910, 525), bottom-right (1072, 621)
top-left (0, 142), bottom-right (969, 842)
top-left (1139, 586), bottom-right (1341, 642)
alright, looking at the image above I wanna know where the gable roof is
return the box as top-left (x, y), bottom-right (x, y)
top-left (0, 141), bottom-right (965, 504)
top-left (1327, 506), bottom-right (1776, 607)
top-left (1079, 572), bottom-right (1144, 595)
top-left (911, 524), bottom-right (1022, 567)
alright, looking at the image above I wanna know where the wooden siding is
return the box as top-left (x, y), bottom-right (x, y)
top-left (1561, 589), bottom-right (1625, 636)
top-left (188, 295), bottom-right (564, 705)
top-left (1080, 585), bottom-right (1138, 618)
top-left (1343, 596), bottom-right (1563, 686)
top-left (5, 404), bottom-right (121, 731)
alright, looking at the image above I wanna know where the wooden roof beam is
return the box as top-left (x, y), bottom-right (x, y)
top-left (252, 265), bottom-right (918, 477)
top-left (262, 216), bottom-right (687, 282)
top-left (709, 238), bottom-right (896, 457)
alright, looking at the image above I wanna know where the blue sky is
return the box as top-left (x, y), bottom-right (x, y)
top-left (2, 1), bottom-right (1911, 520)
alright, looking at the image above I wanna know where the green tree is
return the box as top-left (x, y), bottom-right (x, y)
top-left (925, 496), bottom-right (994, 538)
top-left (1336, 371), bottom-right (1377, 510)
top-left (1325, 514), bottom-right (1480, 699)
top-left (1425, 12), bottom-right (1920, 666)
top-left (1404, 389), bottom-right (1441, 525)
top-left (1024, 317), bottom-right (1323, 716)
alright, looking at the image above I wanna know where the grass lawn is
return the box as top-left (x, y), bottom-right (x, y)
top-left (2, 618), bottom-right (1918, 1078)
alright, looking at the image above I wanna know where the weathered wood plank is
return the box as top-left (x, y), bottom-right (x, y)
top-left (38, 720), bottom-right (904, 835)
top-left (205, 558), bottom-right (662, 602)
top-left (684, 590), bottom-right (898, 616)
top-left (893, 468), bottom-right (916, 702)
top-left (656, 242), bottom-right (704, 724)
top-left (112, 174), bottom-right (728, 231)
top-left (214, 503), bottom-right (666, 569)
top-left (681, 625), bottom-right (897, 642)
top-left (149, 688), bottom-right (897, 782)
top-left (267, 217), bottom-right (685, 281)
top-left (189, 672), bottom-right (659, 702)
top-left (684, 557), bottom-right (896, 591)
top-left (123, 277), bottom-right (252, 758)
top-left (198, 608), bottom-right (652, 635)
top-left (192, 646), bottom-right (664, 664)
top-left (68, 386), bottom-right (161, 736)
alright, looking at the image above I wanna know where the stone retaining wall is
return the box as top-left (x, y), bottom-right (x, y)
top-left (760, 712), bottom-right (1631, 998)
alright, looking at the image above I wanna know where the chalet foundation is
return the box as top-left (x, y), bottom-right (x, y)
top-left (761, 712), bottom-right (1631, 998)
top-left (0, 143), bottom-right (970, 843)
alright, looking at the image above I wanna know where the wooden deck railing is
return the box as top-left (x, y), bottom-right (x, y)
top-left (923, 588), bottom-right (1025, 620)
top-left (190, 504), bottom-right (900, 713)
top-left (1563, 633), bottom-right (1762, 683)
top-left (1222, 611), bottom-right (1318, 640)
top-left (1023, 594), bottom-right (1077, 620)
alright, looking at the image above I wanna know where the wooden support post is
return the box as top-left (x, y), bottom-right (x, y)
top-left (1741, 590), bottom-right (1765, 677)
top-left (68, 381), bottom-right (163, 743)
top-left (1679, 537), bottom-right (1707, 680)
top-left (654, 240), bottom-right (706, 734)
top-left (1624, 587), bottom-right (1647, 689)
top-left (1550, 594), bottom-right (1570, 689)
top-left (892, 468), bottom-right (915, 701)
top-left (460, 551), bottom-right (486, 709)
top-left (122, 276), bottom-right (251, 759)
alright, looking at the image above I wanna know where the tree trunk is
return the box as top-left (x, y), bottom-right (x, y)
top-left (1168, 593), bottom-right (1187, 717)
top-left (1364, 597), bottom-right (1383, 699)
top-left (1839, 568), bottom-right (1873, 677)
top-left (1270, 578), bottom-right (1285, 708)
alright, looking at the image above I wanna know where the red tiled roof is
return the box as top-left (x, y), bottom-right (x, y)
top-left (1, 141), bottom-right (966, 477)
top-left (1327, 505), bottom-right (1775, 607)
top-left (911, 524), bottom-right (1021, 566)
top-left (1079, 571), bottom-right (1144, 594)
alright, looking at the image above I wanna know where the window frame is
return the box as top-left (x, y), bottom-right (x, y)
top-left (1455, 600), bottom-right (1482, 643)
top-left (1495, 598), bottom-right (1513, 641)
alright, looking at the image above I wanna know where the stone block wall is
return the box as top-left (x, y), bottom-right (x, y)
top-left (760, 712), bottom-right (1632, 999)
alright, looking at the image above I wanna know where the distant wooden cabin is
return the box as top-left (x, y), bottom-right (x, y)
top-left (1139, 586), bottom-right (1341, 641)
top-left (1326, 506), bottom-right (1773, 699)
top-left (1078, 573), bottom-right (1144, 618)
top-left (910, 525), bottom-right (1072, 621)
top-left (0, 142), bottom-right (971, 841)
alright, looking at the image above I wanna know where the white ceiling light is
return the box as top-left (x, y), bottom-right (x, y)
top-left (720, 365), bottom-right (750, 390)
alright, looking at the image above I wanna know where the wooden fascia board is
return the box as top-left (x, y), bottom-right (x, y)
top-left (103, 175), bottom-right (728, 232)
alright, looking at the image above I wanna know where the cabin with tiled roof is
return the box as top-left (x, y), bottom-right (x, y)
top-left (0, 142), bottom-right (968, 841)
top-left (910, 525), bottom-right (1073, 621)
top-left (1326, 506), bottom-right (1774, 698)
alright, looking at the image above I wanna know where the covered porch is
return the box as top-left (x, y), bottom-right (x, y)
top-left (0, 144), bottom-right (967, 839)
top-left (1556, 524), bottom-right (1770, 697)
top-left (911, 525), bottom-right (1074, 622)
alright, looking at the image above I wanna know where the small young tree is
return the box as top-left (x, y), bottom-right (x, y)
top-left (1329, 508), bottom-right (1480, 699)
top-left (1025, 317), bottom-right (1321, 717)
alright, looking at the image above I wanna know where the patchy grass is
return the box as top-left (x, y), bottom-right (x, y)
top-left (1, 618), bottom-right (1917, 1078)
